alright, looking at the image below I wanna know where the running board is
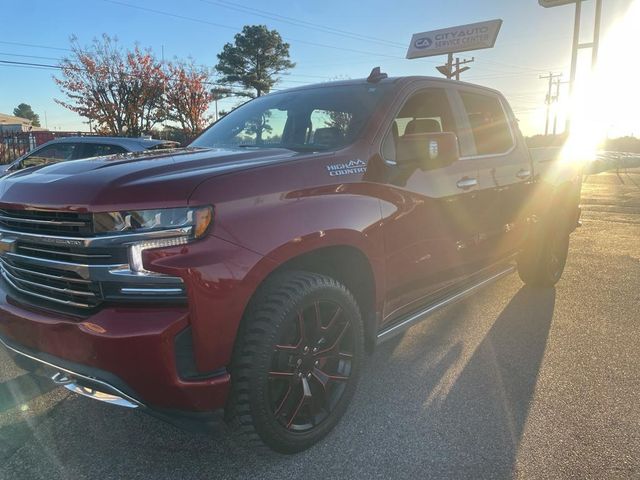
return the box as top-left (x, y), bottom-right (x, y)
top-left (376, 265), bottom-right (516, 344)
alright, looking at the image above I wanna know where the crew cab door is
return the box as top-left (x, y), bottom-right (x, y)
top-left (453, 88), bottom-right (535, 262)
top-left (377, 86), bottom-right (484, 323)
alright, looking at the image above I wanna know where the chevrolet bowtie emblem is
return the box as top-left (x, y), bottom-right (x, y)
top-left (0, 238), bottom-right (17, 255)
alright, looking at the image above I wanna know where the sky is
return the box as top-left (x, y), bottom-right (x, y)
top-left (0, 0), bottom-right (636, 137)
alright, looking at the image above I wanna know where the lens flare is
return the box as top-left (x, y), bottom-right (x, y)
top-left (561, 0), bottom-right (640, 165)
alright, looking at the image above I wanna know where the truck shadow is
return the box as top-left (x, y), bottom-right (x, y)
top-left (0, 283), bottom-right (556, 479)
top-left (425, 285), bottom-right (556, 477)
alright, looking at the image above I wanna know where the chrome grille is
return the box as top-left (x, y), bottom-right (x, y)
top-left (0, 211), bottom-right (188, 315)
top-left (0, 209), bottom-right (93, 236)
top-left (0, 255), bottom-right (100, 309)
top-left (14, 241), bottom-right (126, 265)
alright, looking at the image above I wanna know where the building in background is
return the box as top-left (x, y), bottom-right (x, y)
top-left (0, 113), bottom-right (50, 163)
top-left (0, 113), bottom-right (48, 134)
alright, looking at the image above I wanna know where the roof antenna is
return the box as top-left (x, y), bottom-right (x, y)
top-left (367, 67), bottom-right (388, 83)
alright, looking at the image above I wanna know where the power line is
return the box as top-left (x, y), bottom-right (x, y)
top-left (0, 63), bottom-right (61, 72)
top-left (0, 59), bottom-right (61, 70)
top-left (0, 59), bottom-right (279, 92)
top-left (99, 0), bottom-right (407, 61)
top-left (0, 51), bottom-right (63, 62)
top-left (0, 40), bottom-right (71, 52)
top-left (196, 0), bottom-right (407, 49)
top-left (0, 49), bottom-right (336, 83)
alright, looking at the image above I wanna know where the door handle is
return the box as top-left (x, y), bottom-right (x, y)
top-left (516, 169), bottom-right (532, 180)
top-left (456, 177), bottom-right (478, 190)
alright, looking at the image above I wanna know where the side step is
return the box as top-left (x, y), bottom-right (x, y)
top-left (376, 265), bottom-right (516, 344)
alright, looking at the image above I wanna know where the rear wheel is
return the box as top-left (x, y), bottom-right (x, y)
top-left (226, 271), bottom-right (364, 453)
top-left (518, 226), bottom-right (570, 287)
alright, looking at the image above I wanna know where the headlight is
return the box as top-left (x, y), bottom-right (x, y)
top-left (94, 206), bottom-right (213, 274)
top-left (94, 206), bottom-right (213, 237)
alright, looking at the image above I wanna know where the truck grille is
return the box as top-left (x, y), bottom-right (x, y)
top-left (0, 255), bottom-right (101, 309)
top-left (0, 208), bottom-right (93, 236)
top-left (0, 208), bottom-right (186, 316)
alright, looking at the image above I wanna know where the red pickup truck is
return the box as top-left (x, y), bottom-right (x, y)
top-left (0, 70), bottom-right (581, 453)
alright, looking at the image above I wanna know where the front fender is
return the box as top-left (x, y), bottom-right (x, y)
top-left (213, 184), bottom-right (386, 307)
top-left (183, 175), bottom-right (387, 372)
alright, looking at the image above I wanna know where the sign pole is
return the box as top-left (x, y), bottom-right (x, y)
top-left (592, 0), bottom-right (603, 65)
top-left (568, 0), bottom-right (582, 104)
top-left (565, 0), bottom-right (582, 132)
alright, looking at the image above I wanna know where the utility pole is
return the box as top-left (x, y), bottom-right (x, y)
top-left (552, 78), bottom-right (569, 135)
top-left (540, 72), bottom-right (562, 136)
top-left (455, 57), bottom-right (474, 80)
top-left (437, 53), bottom-right (455, 79)
top-left (436, 54), bottom-right (474, 80)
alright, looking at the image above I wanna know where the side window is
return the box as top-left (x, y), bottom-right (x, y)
top-left (227, 108), bottom-right (288, 146)
top-left (459, 92), bottom-right (513, 156)
top-left (82, 144), bottom-right (127, 158)
top-left (22, 143), bottom-right (79, 168)
top-left (308, 109), bottom-right (353, 148)
top-left (382, 88), bottom-right (455, 163)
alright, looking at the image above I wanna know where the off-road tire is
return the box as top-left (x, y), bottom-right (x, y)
top-left (225, 271), bottom-right (364, 454)
top-left (518, 223), bottom-right (570, 287)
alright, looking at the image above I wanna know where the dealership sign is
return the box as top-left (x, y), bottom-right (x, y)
top-left (406, 19), bottom-right (503, 59)
top-left (539, 0), bottom-right (585, 7)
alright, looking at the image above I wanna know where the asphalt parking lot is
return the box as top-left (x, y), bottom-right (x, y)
top-left (1, 169), bottom-right (639, 480)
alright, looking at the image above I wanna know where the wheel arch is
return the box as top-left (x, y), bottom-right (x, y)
top-left (242, 244), bottom-right (380, 353)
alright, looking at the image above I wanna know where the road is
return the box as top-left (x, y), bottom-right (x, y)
top-left (1, 169), bottom-right (639, 479)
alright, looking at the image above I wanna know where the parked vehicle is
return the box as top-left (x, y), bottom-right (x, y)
top-left (0, 136), bottom-right (178, 175)
top-left (0, 70), bottom-right (582, 453)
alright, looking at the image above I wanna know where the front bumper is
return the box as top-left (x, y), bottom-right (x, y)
top-left (0, 285), bottom-right (230, 412)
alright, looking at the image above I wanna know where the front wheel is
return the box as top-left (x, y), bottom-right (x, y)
top-left (226, 271), bottom-right (364, 453)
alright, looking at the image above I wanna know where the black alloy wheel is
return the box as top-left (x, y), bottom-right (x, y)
top-left (226, 271), bottom-right (364, 453)
top-left (268, 299), bottom-right (355, 432)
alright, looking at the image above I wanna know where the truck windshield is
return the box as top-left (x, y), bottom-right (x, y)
top-left (190, 83), bottom-right (391, 152)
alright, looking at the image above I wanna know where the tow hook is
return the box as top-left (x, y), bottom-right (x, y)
top-left (50, 371), bottom-right (139, 409)
top-left (51, 371), bottom-right (74, 385)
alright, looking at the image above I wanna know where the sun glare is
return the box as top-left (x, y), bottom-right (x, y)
top-left (561, 0), bottom-right (640, 165)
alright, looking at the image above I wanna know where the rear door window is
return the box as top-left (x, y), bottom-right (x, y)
top-left (81, 143), bottom-right (128, 158)
top-left (21, 143), bottom-right (80, 168)
top-left (459, 92), bottom-right (514, 156)
top-left (308, 109), bottom-right (353, 148)
top-left (225, 108), bottom-right (289, 146)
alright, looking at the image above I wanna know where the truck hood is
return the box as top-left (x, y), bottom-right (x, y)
top-left (0, 147), bottom-right (298, 212)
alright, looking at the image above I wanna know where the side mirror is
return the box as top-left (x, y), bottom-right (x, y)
top-left (8, 160), bottom-right (23, 171)
top-left (396, 132), bottom-right (460, 170)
